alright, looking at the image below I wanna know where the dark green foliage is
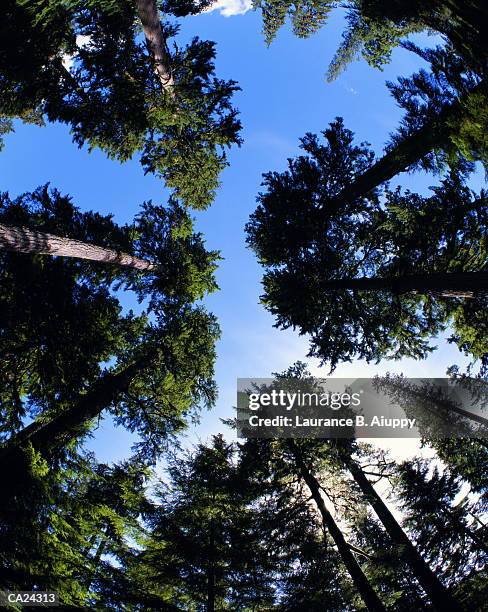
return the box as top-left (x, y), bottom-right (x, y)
top-left (0, 0), bottom-right (241, 209)
top-left (357, 0), bottom-right (488, 75)
top-left (235, 435), bottom-right (362, 610)
top-left (4, 418), bottom-right (485, 609)
top-left (0, 184), bottom-right (219, 459)
top-left (387, 44), bottom-right (488, 174)
top-left (327, 3), bottom-right (417, 81)
top-left (246, 119), bottom-right (488, 371)
top-left (237, 366), bottom-right (482, 609)
top-left (160, 0), bottom-right (215, 17)
top-left (254, 0), bottom-right (335, 45)
top-left (278, 544), bottom-right (353, 611)
top-left (430, 439), bottom-right (488, 501)
top-left (0, 184), bottom-right (221, 602)
top-left (0, 186), bottom-right (131, 438)
top-left (2, 2), bottom-right (488, 608)
top-left (0, 450), bottom-right (150, 607)
top-left (121, 435), bottom-right (277, 610)
top-left (255, 0), bottom-right (488, 78)
top-left (240, 432), bottom-right (425, 610)
top-left (394, 459), bottom-right (488, 584)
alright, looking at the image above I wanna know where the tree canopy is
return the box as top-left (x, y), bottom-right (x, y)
top-left (255, 0), bottom-right (488, 79)
top-left (0, 0), bottom-right (242, 209)
top-left (247, 119), bottom-right (488, 372)
top-left (1, 2), bottom-right (488, 609)
top-left (0, 185), bottom-right (219, 464)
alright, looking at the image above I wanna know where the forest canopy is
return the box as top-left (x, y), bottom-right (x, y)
top-left (0, 1), bottom-right (487, 610)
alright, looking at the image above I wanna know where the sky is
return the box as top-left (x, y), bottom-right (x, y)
top-left (0, 6), bottom-right (476, 464)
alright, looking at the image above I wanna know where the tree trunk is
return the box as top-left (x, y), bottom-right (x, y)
top-left (342, 453), bottom-right (462, 611)
top-left (135, 0), bottom-right (174, 91)
top-left (207, 517), bottom-right (216, 612)
top-left (328, 79), bottom-right (487, 208)
top-left (0, 223), bottom-right (155, 271)
top-left (84, 529), bottom-right (109, 594)
top-left (377, 377), bottom-right (488, 431)
top-left (321, 271), bottom-right (488, 299)
top-left (286, 440), bottom-right (386, 612)
top-left (0, 350), bottom-right (155, 472)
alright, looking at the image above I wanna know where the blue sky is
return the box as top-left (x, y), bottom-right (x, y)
top-left (0, 7), bottom-right (475, 462)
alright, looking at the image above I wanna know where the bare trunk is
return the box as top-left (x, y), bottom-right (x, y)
top-left (135, 0), bottom-right (174, 91)
top-left (321, 271), bottom-right (488, 298)
top-left (286, 440), bottom-right (386, 612)
top-left (378, 378), bottom-right (488, 430)
top-left (0, 350), bottom-right (155, 472)
top-left (207, 517), bottom-right (216, 612)
top-left (328, 79), bottom-right (487, 208)
top-left (0, 223), bottom-right (155, 271)
top-left (343, 454), bottom-right (462, 611)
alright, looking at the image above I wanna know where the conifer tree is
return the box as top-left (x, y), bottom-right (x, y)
top-left (432, 439), bottom-right (488, 498)
top-left (239, 436), bottom-right (364, 611)
top-left (246, 119), bottom-right (488, 372)
top-left (385, 45), bottom-right (488, 175)
top-left (120, 435), bottom-right (276, 610)
top-left (254, 0), bottom-right (488, 78)
top-left (242, 365), bottom-right (468, 609)
top-left (332, 440), bottom-right (462, 610)
top-left (0, 185), bottom-right (219, 486)
top-left (285, 438), bottom-right (387, 611)
top-left (306, 46), bottom-right (488, 206)
top-left (0, 451), bottom-right (150, 608)
top-left (0, 0), bottom-right (241, 209)
top-left (240, 433), bottom-right (431, 610)
top-left (395, 459), bottom-right (488, 574)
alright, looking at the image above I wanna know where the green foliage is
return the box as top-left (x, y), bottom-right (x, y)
top-left (4, 413), bottom-right (486, 608)
top-left (0, 118), bottom-right (14, 152)
top-left (254, 0), bottom-right (334, 45)
top-left (387, 44), bottom-right (488, 174)
top-left (327, 6), bottom-right (416, 81)
top-left (358, 0), bottom-right (488, 74)
top-left (241, 366), bottom-right (486, 610)
top-left (120, 435), bottom-right (277, 610)
top-left (111, 304), bottom-right (220, 464)
top-left (0, 184), bottom-right (219, 456)
top-left (0, 0), bottom-right (241, 208)
top-left (0, 449), bottom-right (151, 607)
top-left (160, 0), bottom-right (214, 17)
top-left (247, 119), bottom-right (488, 371)
top-left (256, 0), bottom-right (488, 78)
top-left (1, 2), bottom-right (487, 609)
top-left (240, 431), bottom-right (427, 608)
top-left (430, 439), bottom-right (488, 498)
top-left (394, 458), bottom-right (487, 585)
top-left (391, 444), bottom-right (488, 611)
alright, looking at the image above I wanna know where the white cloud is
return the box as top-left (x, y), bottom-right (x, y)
top-left (204, 0), bottom-right (253, 17)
